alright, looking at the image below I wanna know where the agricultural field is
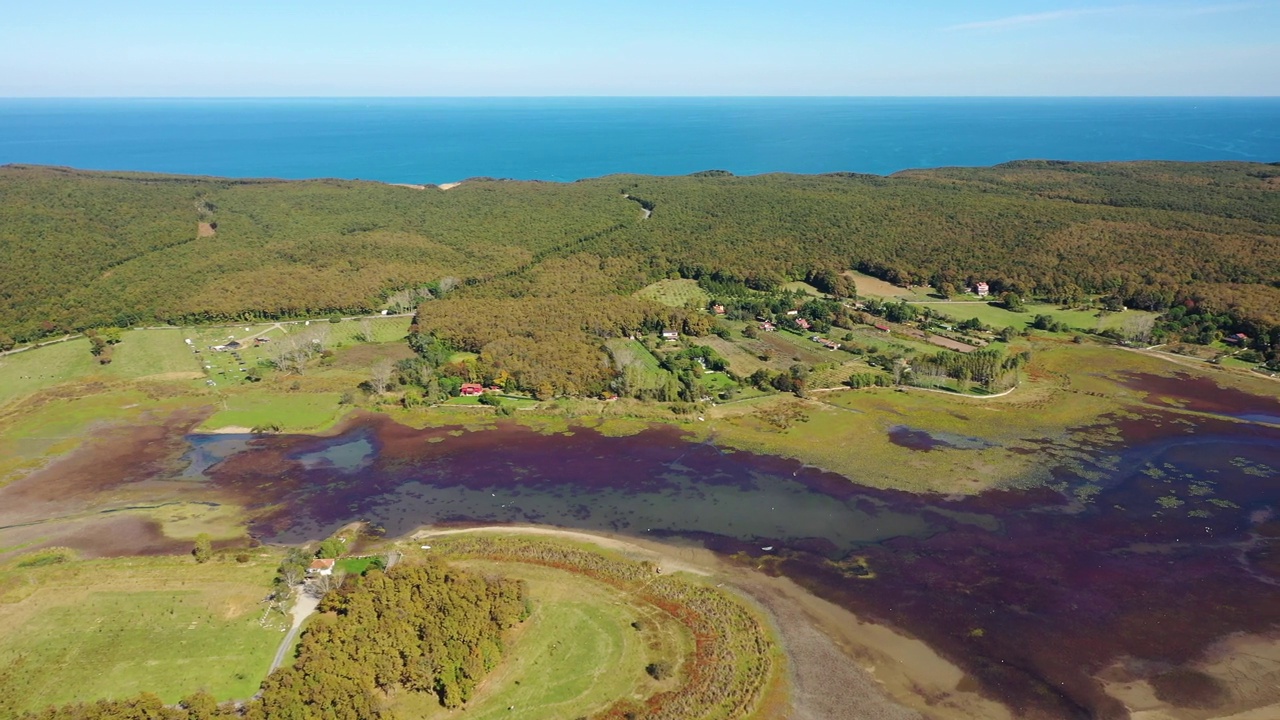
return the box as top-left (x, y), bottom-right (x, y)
top-left (762, 329), bottom-right (845, 365)
top-left (805, 361), bottom-right (869, 390)
top-left (842, 326), bottom-right (942, 356)
top-left (636, 279), bottom-right (711, 309)
top-left (0, 552), bottom-right (283, 716)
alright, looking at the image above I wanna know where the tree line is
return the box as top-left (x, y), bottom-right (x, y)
top-left (2, 161), bottom-right (1277, 364)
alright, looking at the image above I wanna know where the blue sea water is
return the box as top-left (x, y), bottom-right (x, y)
top-left (0, 97), bottom-right (1277, 184)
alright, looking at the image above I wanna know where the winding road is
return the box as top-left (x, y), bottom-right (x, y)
top-left (268, 588), bottom-right (320, 674)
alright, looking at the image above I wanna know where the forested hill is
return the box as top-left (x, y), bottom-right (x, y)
top-left (1, 160), bottom-right (1278, 344)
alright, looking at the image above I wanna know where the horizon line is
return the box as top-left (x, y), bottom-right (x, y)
top-left (2, 94), bottom-right (1279, 101)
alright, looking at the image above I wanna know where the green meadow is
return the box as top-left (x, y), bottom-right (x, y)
top-left (637, 278), bottom-right (710, 309)
top-left (403, 559), bottom-right (692, 720)
top-left (0, 553), bottom-right (282, 716)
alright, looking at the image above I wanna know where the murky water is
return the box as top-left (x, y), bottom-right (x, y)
top-left (6, 370), bottom-right (1277, 719)
top-left (186, 400), bottom-right (1280, 719)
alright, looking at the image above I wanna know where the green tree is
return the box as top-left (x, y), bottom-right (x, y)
top-left (192, 534), bottom-right (212, 564)
top-left (317, 538), bottom-right (344, 559)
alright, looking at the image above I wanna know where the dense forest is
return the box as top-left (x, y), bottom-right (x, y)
top-left (2, 161), bottom-right (1277, 351)
top-left (17, 560), bottom-right (526, 720)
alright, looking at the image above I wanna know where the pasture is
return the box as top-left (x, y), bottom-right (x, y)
top-left (0, 553), bottom-right (282, 716)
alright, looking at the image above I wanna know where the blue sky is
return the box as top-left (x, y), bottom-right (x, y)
top-left (1, 1), bottom-right (1277, 96)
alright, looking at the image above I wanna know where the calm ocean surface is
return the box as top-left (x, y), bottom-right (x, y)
top-left (1, 97), bottom-right (1277, 183)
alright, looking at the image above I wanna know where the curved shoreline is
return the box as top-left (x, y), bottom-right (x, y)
top-left (412, 524), bottom-right (1011, 720)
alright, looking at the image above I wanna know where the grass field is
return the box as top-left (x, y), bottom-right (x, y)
top-left (702, 371), bottom-right (737, 393)
top-left (843, 270), bottom-right (1159, 335)
top-left (843, 271), bottom-right (935, 301)
top-left (402, 560), bottom-right (691, 720)
top-left (780, 281), bottom-right (825, 297)
top-left (606, 338), bottom-right (671, 390)
top-left (198, 391), bottom-right (347, 432)
top-left (0, 553), bottom-right (282, 715)
top-left (917, 300), bottom-right (1154, 334)
top-left (336, 556), bottom-right (379, 575)
top-left (637, 279), bottom-right (710, 309)
top-left (103, 329), bottom-right (203, 380)
top-left (0, 339), bottom-right (105, 408)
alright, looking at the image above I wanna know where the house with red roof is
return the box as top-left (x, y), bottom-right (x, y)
top-left (460, 383), bottom-right (485, 396)
top-left (308, 558), bottom-right (335, 576)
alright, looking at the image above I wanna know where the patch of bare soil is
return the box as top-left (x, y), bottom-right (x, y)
top-left (197, 222), bottom-right (216, 237)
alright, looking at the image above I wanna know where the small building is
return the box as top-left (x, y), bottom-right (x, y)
top-left (1225, 333), bottom-right (1250, 345)
top-left (225, 340), bottom-right (243, 350)
top-left (795, 318), bottom-right (812, 330)
top-left (661, 329), bottom-right (680, 341)
top-left (712, 304), bottom-right (726, 315)
top-left (760, 321), bottom-right (776, 332)
top-left (460, 383), bottom-right (485, 396)
top-left (874, 324), bottom-right (891, 333)
top-left (308, 559), bottom-right (335, 577)
top-left (786, 310), bottom-right (799, 316)
top-left (975, 282), bottom-right (990, 298)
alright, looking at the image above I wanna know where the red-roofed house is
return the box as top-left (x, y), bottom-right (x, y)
top-left (795, 318), bottom-right (812, 330)
top-left (874, 324), bottom-right (891, 333)
top-left (308, 558), bottom-right (335, 576)
top-left (460, 383), bottom-right (485, 396)
top-left (1225, 333), bottom-right (1250, 345)
top-left (975, 282), bottom-right (990, 298)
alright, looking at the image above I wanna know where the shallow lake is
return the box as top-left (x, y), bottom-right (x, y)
top-left (191, 406), bottom-right (1280, 719)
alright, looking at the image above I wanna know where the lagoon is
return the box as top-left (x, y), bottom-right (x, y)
top-left (181, 407), bottom-right (1280, 718)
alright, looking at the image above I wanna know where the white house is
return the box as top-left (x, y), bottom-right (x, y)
top-left (308, 558), bottom-right (335, 576)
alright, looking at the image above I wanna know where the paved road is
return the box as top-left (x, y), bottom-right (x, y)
top-left (268, 587), bottom-right (320, 674)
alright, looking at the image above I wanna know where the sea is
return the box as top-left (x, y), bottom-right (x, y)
top-left (0, 97), bottom-right (1277, 184)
